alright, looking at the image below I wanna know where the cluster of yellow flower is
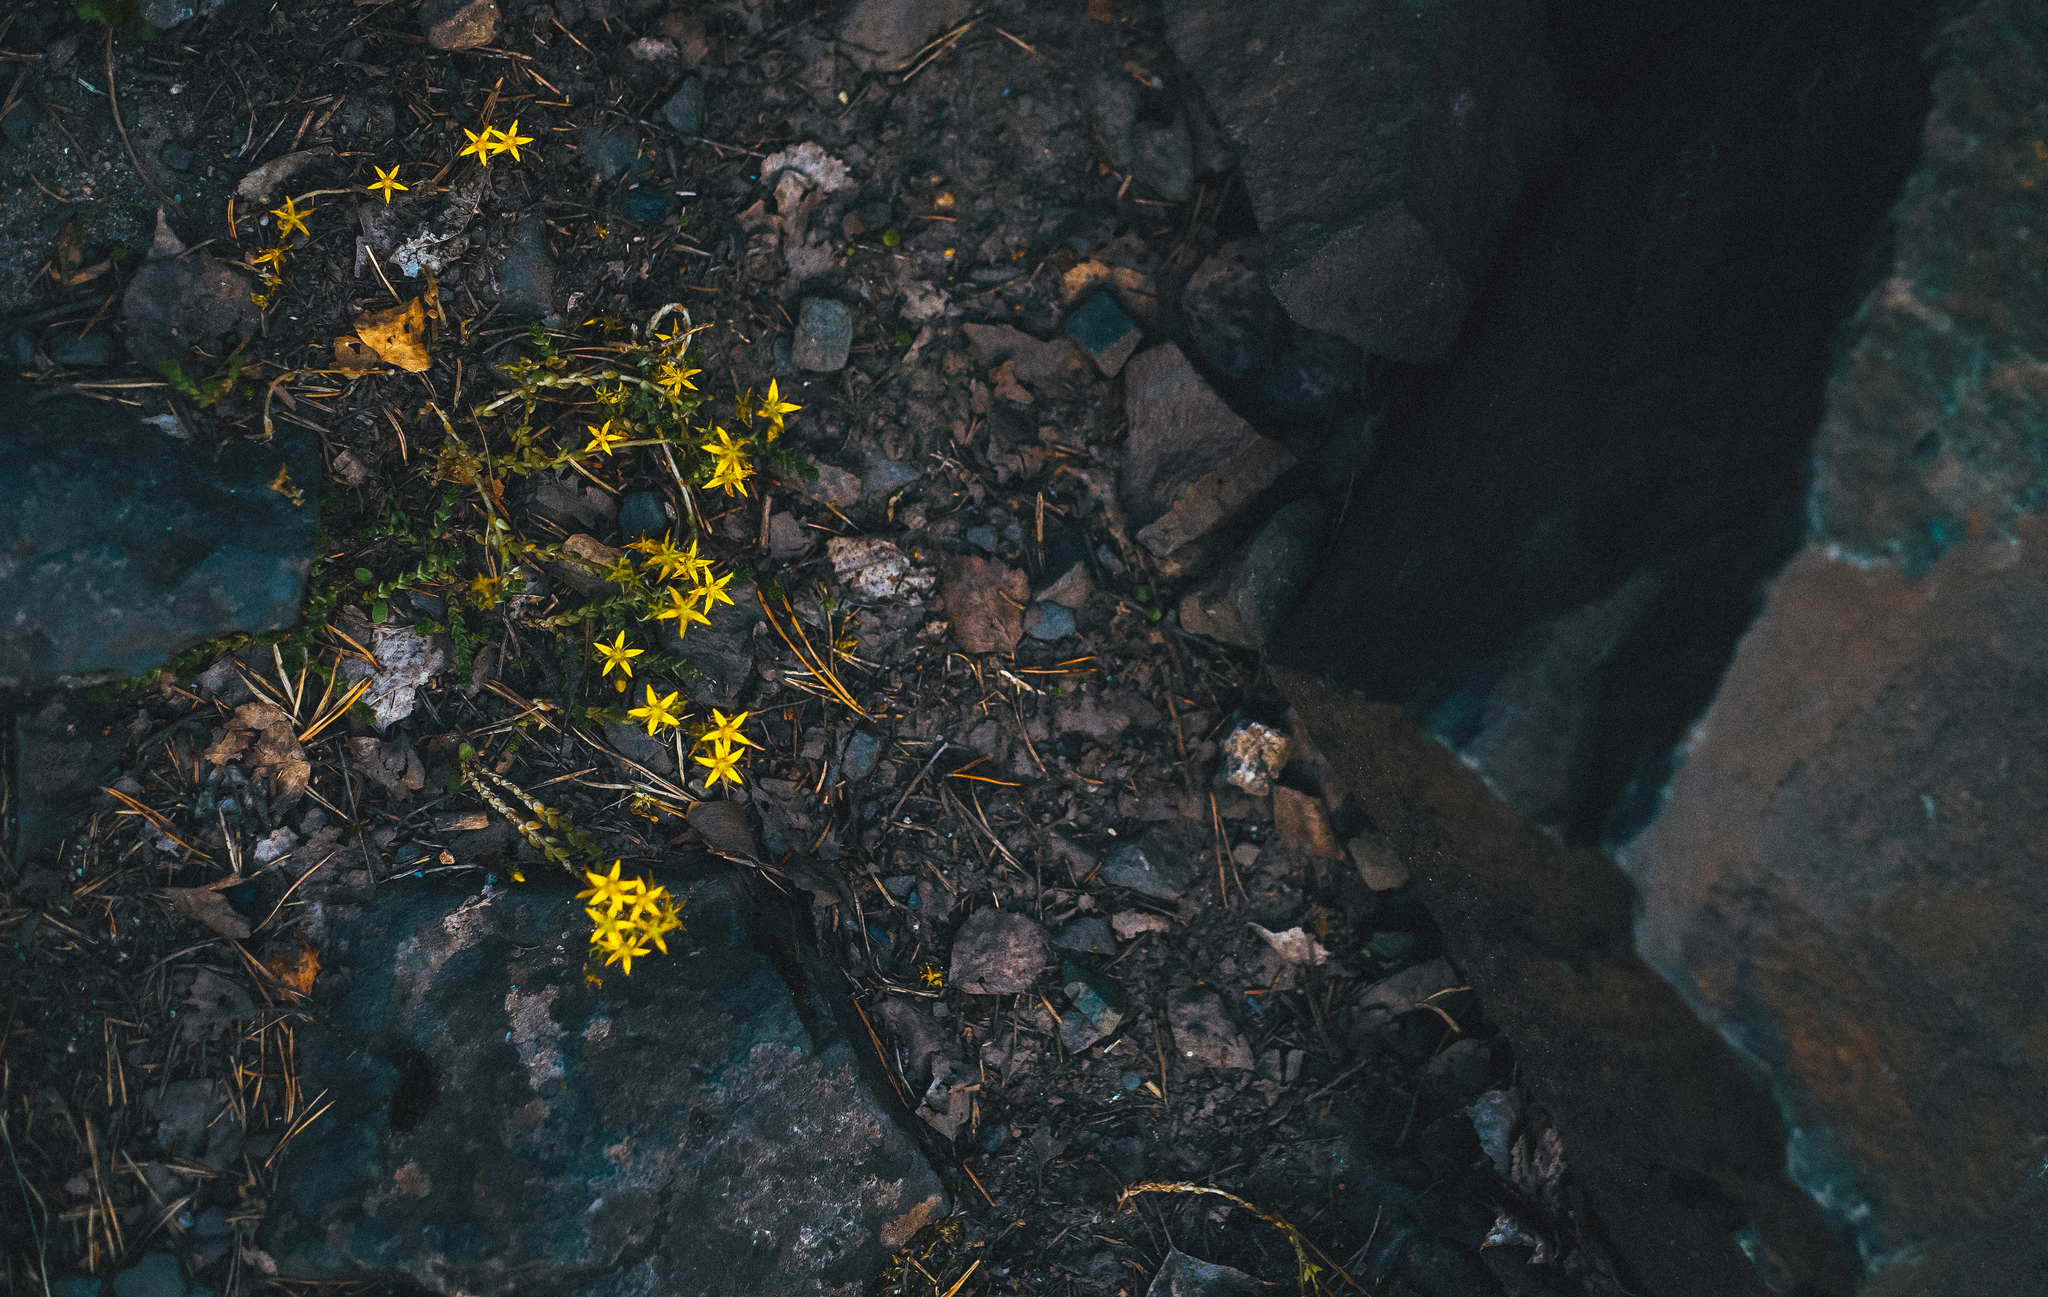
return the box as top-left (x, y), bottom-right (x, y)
top-left (691, 706), bottom-right (755, 790)
top-left (577, 860), bottom-right (683, 975)
top-left (630, 534), bottom-right (736, 637)
top-left (459, 121), bottom-right (537, 167)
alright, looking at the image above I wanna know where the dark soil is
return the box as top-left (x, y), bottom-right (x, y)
top-left (1, 3), bottom-right (1623, 1296)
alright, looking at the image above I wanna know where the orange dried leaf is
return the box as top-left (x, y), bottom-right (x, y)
top-left (333, 335), bottom-right (384, 375)
top-left (354, 298), bottom-right (432, 372)
top-left (266, 943), bottom-right (320, 996)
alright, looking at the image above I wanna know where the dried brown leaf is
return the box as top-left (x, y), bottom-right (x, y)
top-left (164, 887), bottom-right (251, 940)
top-left (354, 298), bottom-right (432, 372)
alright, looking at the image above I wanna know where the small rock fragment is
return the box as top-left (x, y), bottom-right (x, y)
top-left (941, 555), bottom-right (1028, 654)
top-left (1177, 499), bottom-right (1327, 648)
top-left (842, 729), bottom-right (884, 780)
top-left (1146, 1248), bottom-right (1262, 1297)
top-left (1248, 923), bottom-right (1329, 966)
top-left (113, 1253), bottom-right (191, 1297)
top-left (422, 0), bottom-right (498, 51)
top-left (760, 142), bottom-right (855, 215)
top-left (1035, 561), bottom-right (1094, 609)
top-left (767, 511), bottom-right (810, 560)
top-left (660, 78), bottom-right (705, 136)
top-left (1063, 293), bottom-right (1143, 377)
top-left (433, 811), bottom-right (491, 834)
top-left (798, 458), bottom-right (864, 509)
top-left (1111, 911), bottom-right (1171, 940)
top-left (1024, 601), bottom-right (1075, 641)
top-left (1168, 988), bottom-right (1253, 1071)
top-left (1356, 958), bottom-right (1462, 1025)
top-left (1347, 832), bottom-right (1410, 891)
top-left (1098, 829), bottom-right (1196, 900)
top-left (949, 909), bottom-right (1051, 994)
top-left (121, 212), bottom-right (262, 372)
top-left (235, 149), bottom-right (328, 202)
top-left (617, 490), bottom-right (669, 541)
top-left (602, 722), bottom-right (677, 775)
top-left (1053, 917), bottom-right (1116, 954)
top-left (792, 297), bottom-right (854, 372)
top-left (1060, 961), bottom-right (1127, 1049)
top-left (838, 0), bottom-right (975, 71)
top-left (544, 533), bottom-right (625, 600)
top-left (1469, 1088), bottom-right (1525, 1178)
top-left (338, 625), bottom-right (450, 729)
top-left (349, 736), bottom-right (425, 799)
top-left (829, 536), bottom-right (934, 602)
top-left (1220, 722), bottom-right (1288, 796)
top-left (1271, 785), bottom-right (1344, 859)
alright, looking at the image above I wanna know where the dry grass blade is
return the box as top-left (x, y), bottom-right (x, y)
top-left (100, 785), bottom-right (213, 859)
top-left (940, 1257), bottom-right (982, 1297)
top-left (758, 592), bottom-right (867, 719)
top-left (1114, 1182), bottom-right (1368, 1296)
top-left (297, 676), bottom-right (372, 744)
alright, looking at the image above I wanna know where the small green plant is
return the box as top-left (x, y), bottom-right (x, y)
top-left (76, 0), bottom-right (154, 38)
top-left (157, 353), bottom-right (253, 408)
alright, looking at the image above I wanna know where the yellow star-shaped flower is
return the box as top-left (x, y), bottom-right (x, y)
top-left (583, 419), bottom-right (627, 456)
top-left (699, 426), bottom-right (753, 497)
top-left (577, 860), bottom-right (636, 916)
top-left (592, 631), bottom-right (643, 685)
top-left (654, 361), bottom-right (700, 397)
top-left (651, 585), bottom-right (712, 635)
top-left (492, 120), bottom-right (535, 162)
top-left (757, 379), bottom-right (802, 439)
top-left (700, 708), bottom-right (757, 752)
top-left (694, 740), bottom-right (745, 790)
top-left (459, 127), bottom-right (497, 165)
top-left (626, 684), bottom-right (684, 736)
top-left (249, 246), bottom-right (287, 271)
top-left (271, 195), bottom-right (312, 238)
top-left (602, 933), bottom-right (653, 975)
top-left (691, 568), bottom-right (737, 613)
top-left (367, 164), bottom-right (408, 204)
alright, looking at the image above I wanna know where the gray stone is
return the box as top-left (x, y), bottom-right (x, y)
top-left (46, 333), bottom-right (111, 367)
top-left (1146, 1248), bottom-right (1261, 1297)
top-left (1023, 601), bottom-right (1075, 641)
top-left (1062, 293), bottom-right (1142, 378)
top-left (837, 0), bottom-right (974, 72)
top-left (121, 212), bottom-right (263, 373)
top-left (1131, 112), bottom-right (1193, 203)
top-left (112, 1254), bottom-right (188, 1297)
top-left (841, 728), bottom-right (883, 781)
top-left (138, 0), bottom-right (195, 32)
top-left (49, 1275), bottom-right (101, 1297)
top-left (602, 720), bottom-right (677, 775)
top-left (797, 458), bottom-right (863, 510)
top-left (1468, 1087), bottom-right (1523, 1179)
top-left (1167, 988), bottom-right (1252, 1071)
top-left (792, 297), bottom-right (854, 372)
top-left (662, 580), bottom-right (757, 709)
top-left (492, 214), bottom-right (558, 320)
top-left (766, 510), bottom-right (810, 560)
top-left (1177, 499), bottom-right (1326, 648)
top-left (0, 381), bottom-right (317, 695)
top-left (660, 77), bottom-right (705, 137)
top-left (421, 0), bottom-right (498, 51)
top-left (576, 128), bottom-right (642, 184)
top-left (258, 864), bottom-right (948, 1293)
top-left (1052, 917), bottom-right (1115, 955)
top-left (616, 490), bottom-right (669, 541)
top-left (947, 908), bottom-right (1050, 994)
top-left (1164, 0), bottom-right (1564, 363)
top-left (1120, 344), bottom-right (1294, 554)
top-left (1098, 828), bottom-right (1195, 901)
top-left (1034, 562), bottom-right (1094, 610)
top-left (965, 525), bottom-right (999, 553)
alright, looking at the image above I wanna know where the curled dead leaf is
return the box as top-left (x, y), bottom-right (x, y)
top-left (355, 298), bottom-right (432, 372)
top-left (164, 887), bottom-right (252, 940)
top-left (206, 702), bottom-right (311, 805)
top-left (688, 800), bottom-right (762, 863)
top-left (333, 335), bottom-right (384, 375)
top-left (265, 939), bottom-right (321, 997)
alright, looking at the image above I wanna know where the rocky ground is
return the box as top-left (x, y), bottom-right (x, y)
top-left (0, 2), bottom-right (1624, 1296)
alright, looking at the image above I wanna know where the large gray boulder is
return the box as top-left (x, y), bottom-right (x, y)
top-left (1277, 0), bottom-right (2048, 1289)
top-left (1164, 0), bottom-right (1565, 363)
top-left (259, 860), bottom-right (946, 1296)
top-left (0, 382), bottom-right (317, 694)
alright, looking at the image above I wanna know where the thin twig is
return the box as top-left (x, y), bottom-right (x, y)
top-left (105, 31), bottom-right (182, 215)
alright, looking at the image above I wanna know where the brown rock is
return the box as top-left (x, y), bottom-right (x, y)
top-left (948, 909), bottom-right (1050, 994)
top-left (1276, 668), bottom-right (1850, 1297)
top-left (1119, 343), bottom-right (1281, 526)
top-left (1270, 785), bottom-right (1343, 859)
top-left (1175, 498), bottom-right (1324, 646)
top-left (423, 0), bottom-right (498, 50)
top-left (1167, 988), bottom-right (1252, 1071)
top-left (940, 555), bottom-right (1026, 655)
top-left (1345, 832), bottom-right (1409, 892)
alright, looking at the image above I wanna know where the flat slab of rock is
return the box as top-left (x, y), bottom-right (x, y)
top-left (1164, 0), bottom-right (1563, 363)
top-left (259, 861), bottom-right (946, 1294)
top-left (0, 381), bottom-right (317, 693)
top-left (941, 555), bottom-right (1026, 654)
top-left (948, 908), bottom-right (1049, 994)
